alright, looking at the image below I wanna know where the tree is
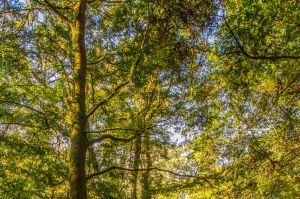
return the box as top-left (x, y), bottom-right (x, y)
top-left (180, 0), bottom-right (300, 197)
top-left (0, 0), bottom-right (218, 198)
top-left (3, 0), bottom-right (298, 198)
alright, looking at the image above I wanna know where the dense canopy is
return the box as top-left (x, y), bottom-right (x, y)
top-left (0, 0), bottom-right (299, 198)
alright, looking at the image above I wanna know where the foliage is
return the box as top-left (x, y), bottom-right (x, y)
top-left (0, 0), bottom-right (299, 198)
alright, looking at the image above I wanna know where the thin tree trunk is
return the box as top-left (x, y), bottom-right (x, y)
top-left (131, 133), bottom-right (141, 199)
top-left (69, 1), bottom-right (88, 198)
top-left (142, 133), bottom-right (151, 199)
top-left (88, 146), bottom-right (99, 172)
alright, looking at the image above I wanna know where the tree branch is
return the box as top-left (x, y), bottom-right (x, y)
top-left (223, 17), bottom-right (300, 60)
top-left (34, 0), bottom-right (71, 22)
top-left (87, 52), bottom-right (143, 118)
top-left (86, 81), bottom-right (129, 118)
top-left (1, 100), bottom-right (43, 115)
top-left (87, 0), bottom-right (105, 4)
top-left (0, 100), bottom-right (49, 128)
top-left (87, 126), bottom-right (155, 134)
top-left (86, 166), bottom-right (217, 186)
top-left (89, 134), bottom-right (136, 145)
top-left (0, 8), bottom-right (45, 15)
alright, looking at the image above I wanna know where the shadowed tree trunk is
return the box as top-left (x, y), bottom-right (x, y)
top-left (69, 0), bottom-right (88, 198)
top-left (131, 133), bottom-right (141, 199)
top-left (142, 132), bottom-right (151, 199)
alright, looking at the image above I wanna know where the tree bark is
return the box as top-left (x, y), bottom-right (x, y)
top-left (69, 1), bottom-right (88, 198)
top-left (142, 133), bottom-right (151, 199)
top-left (131, 133), bottom-right (141, 199)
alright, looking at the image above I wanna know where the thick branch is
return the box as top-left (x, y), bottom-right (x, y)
top-left (89, 134), bottom-right (136, 145)
top-left (86, 81), bottom-right (129, 118)
top-left (86, 166), bottom-right (216, 184)
top-left (223, 17), bottom-right (300, 60)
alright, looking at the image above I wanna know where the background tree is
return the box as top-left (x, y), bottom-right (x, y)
top-left (179, 0), bottom-right (300, 198)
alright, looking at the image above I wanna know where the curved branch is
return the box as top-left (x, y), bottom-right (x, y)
top-left (87, 52), bottom-right (143, 118)
top-left (34, 0), bottom-right (71, 22)
top-left (0, 100), bottom-right (49, 128)
top-left (223, 17), bottom-right (300, 60)
top-left (87, 126), bottom-right (155, 134)
top-left (1, 100), bottom-right (43, 115)
top-left (86, 166), bottom-right (217, 186)
top-left (89, 134), bottom-right (136, 145)
top-left (86, 81), bottom-right (129, 118)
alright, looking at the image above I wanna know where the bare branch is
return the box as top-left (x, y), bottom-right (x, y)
top-left (86, 81), bottom-right (129, 118)
top-left (223, 17), bottom-right (300, 60)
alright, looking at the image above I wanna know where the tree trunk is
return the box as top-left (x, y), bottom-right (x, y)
top-left (142, 133), bottom-right (151, 199)
top-left (88, 146), bottom-right (99, 172)
top-left (131, 133), bottom-right (141, 199)
top-left (69, 1), bottom-right (88, 198)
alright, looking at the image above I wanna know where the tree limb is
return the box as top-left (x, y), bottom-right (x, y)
top-left (0, 100), bottom-right (49, 128)
top-left (34, 0), bottom-right (71, 22)
top-left (89, 134), bottom-right (136, 145)
top-left (223, 17), bottom-right (300, 60)
top-left (87, 0), bottom-right (105, 4)
top-left (87, 51), bottom-right (143, 118)
top-left (86, 166), bottom-right (217, 186)
top-left (87, 126), bottom-right (155, 134)
top-left (86, 81), bottom-right (129, 118)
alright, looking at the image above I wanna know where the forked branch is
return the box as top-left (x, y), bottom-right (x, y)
top-left (34, 0), bottom-right (71, 22)
top-left (223, 17), bottom-right (300, 60)
top-left (86, 81), bottom-right (129, 118)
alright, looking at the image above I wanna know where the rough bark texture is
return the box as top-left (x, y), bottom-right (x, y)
top-left (69, 1), bottom-right (88, 198)
top-left (131, 133), bottom-right (141, 199)
top-left (142, 133), bottom-right (152, 199)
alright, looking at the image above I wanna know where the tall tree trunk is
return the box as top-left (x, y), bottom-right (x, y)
top-left (142, 133), bottom-right (151, 199)
top-left (131, 133), bottom-right (141, 199)
top-left (69, 1), bottom-right (88, 198)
